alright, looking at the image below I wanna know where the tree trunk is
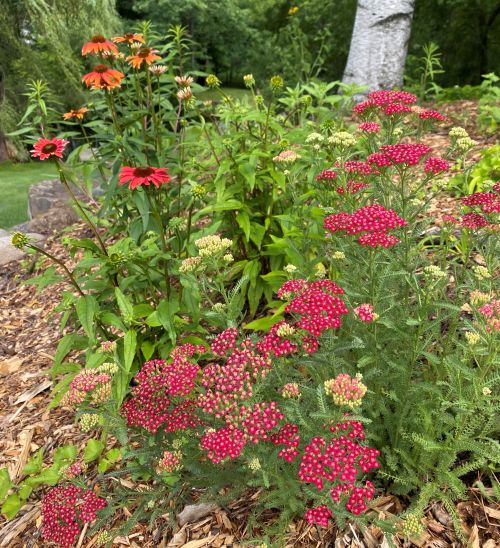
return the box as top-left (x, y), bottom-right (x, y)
top-left (343, 0), bottom-right (415, 93)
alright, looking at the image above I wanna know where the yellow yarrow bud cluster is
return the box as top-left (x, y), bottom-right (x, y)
top-left (401, 513), bottom-right (423, 537)
top-left (314, 263), bottom-right (327, 278)
top-left (276, 322), bottom-right (295, 337)
top-left (95, 530), bottom-right (113, 547)
top-left (423, 265), bottom-right (446, 279)
top-left (79, 413), bottom-right (100, 433)
top-left (97, 362), bottom-right (119, 375)
top-left (456, 137), bottom-right (477, 151)
top-left (324, 373), bottom-right (367, 408)
top-left (473, 265), bottom-right (491, 280)
top-left (449, 126), bottom-right (469, 139)
top-left (281, 382), bottom-right (301, 399)
top-left (179, 256), bottom-right (203, 273)
top-left (191, 184), bottom-right (207, 198)
top-left (328, 131), bottom-right (357, 147)
top-left (284, 264), bottom-right (298, 274)
top-left (305, 132), bottom-right (325, 144)
top-left (470, 290), bottom-right (491, 306)
top-left (247, 457), bottom-right (262, 471)
top-left (331, 251), bottom-right (346, 260)
top-left (99, 340), bottom-right (117, 353)
top-left (464, 331), bottom-right (480, 346)
top-left (212, 302), bottom-right (226, 313)
top-left (195, 234), bottom-right (232, 258)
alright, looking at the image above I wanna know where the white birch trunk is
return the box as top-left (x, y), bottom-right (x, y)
top-left (343, 0), bottom-right (415, 93)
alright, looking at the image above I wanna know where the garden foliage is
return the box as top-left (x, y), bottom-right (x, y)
top-left (2, 25), bottom-right (499, 547)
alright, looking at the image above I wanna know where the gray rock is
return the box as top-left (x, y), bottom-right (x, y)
top-left (0, 233), bottom-right (46, 266)
top-left (0, 229), bottom-right (9, 238)
top-left (28, 179), bottom-right (70, 219)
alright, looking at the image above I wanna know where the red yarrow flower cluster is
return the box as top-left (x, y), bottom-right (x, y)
top-left (460, 212), bottom-right (491, 230)
top-left (305, 505), bottom-right (332, 527)
top-left (368, 143), bottom-right (431, 167)
top-left (353, 303), bottom-right (376, 322)
top-left (298, 422), bottom-right (379, 522)
top-left (316, 169), bottom-right (337, 181)
top-left (123, 344), bottom-right (204, 433)
top-left (358, 122), bottom-right (380, 133)
top-left (336, 180), bottom-right (369, 195)
top-left (62, 370), bottom-right (111, 406)
top-left (343, 160), bottom-right (375, 176)
top-left (271, 423), bottom-right (301, 462)
top-left (239, 401), bottom-right (284, 444)
top-left (31, 137), bottom-right (69, 161)
top-left (419, 109), bottom-right (447, 121)
top-left (200, 427), bottom-right (246, 463)
top-left (210, 328), bottom-right (238, 356)
top-left (42, 486), bottom-right (106, 548)
top-left (324, 203), bottom-right (407, 248)
top-left (462, 192), bottom-right (500, 214)
top-left (424, 156), bottom-right (450, 174)
top-left (353, 90), bottom-right (416, 116)
top-left (478, 300), bottom-right (500, 332)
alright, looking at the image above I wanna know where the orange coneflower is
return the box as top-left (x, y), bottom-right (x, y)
top-left (126, 47), bottom-right (161, 70)
top-left (82, 35), bottom-right (118, 56)
top-left (112, 33), bottom-right (145, 44)
top-left (31, 137), bottom-right (69, 161)
top-left (119, 166), bottom-right (170, 189)
top-left (63, 107), bottom-right (89, 121)
top-left (82, 65), bottom-right (124, 89)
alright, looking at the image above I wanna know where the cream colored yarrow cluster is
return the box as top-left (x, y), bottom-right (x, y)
top-left (195, 234), bottom-right (232, 257)
top-left (328, 131), bottom-right (357, 147)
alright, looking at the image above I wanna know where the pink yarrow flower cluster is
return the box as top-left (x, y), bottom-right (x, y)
top-left (424, 156), bottom-right (450, 174)
top-left (353, 90), bottom-right (416, 116)
top-left (368, 143), bottom-right (431, 167)
top-left (462, 192), bottom-right (500, 214)
top-left (123, 344), bottom-right (205, 433)
top-left (324, 203), bottom-right (407, 248)
top-left (300, 421), bottom-right (380, 525)
top-left (42, 486), bottom-right (106, 548)
top-left (478, 300), bottom-right (500, 332)
top-left (358, 122), bottom-right (381, 133)
top-left (354, 303), bottom-right (376, 322)
top-left (324, 374), bottom-right (367, 408)
top-left (419, 109), bottom-right (447, 121)
top-left (62, 370), bottom-right (111, 406)
top-left (257, 280), bottom-right (348, 356)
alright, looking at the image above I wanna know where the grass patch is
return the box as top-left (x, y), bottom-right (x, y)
top-left (0, 160), bottom-right (58, 229)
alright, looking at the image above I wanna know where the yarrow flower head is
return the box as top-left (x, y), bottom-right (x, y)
top-left (316, 169), bottom-right (337, 181)
top-left (324, 203), bottom-right (407, 248)
top-left (456, 137), bottom-right (477, 151)
top-left (324, 373), bottom-right (367, 408)
top-left (42, 486), bottom-right (107, 548)
top-left (424, 265), bottom-right (447, 279)
top-left (195, 234), bottom-right (232, 257)
top-left (353, 303), bottom-right (377, 322)
top-left (449, 126), bottom-right (469, 139)
top-left (82, 35), bottom-right (118, 56)
top-left (157, 450), bottom-right (183, 473)
top-left (464, 331), bottom-right (481, 346)
top-left (419, 109), bottom-right (447, 122)
top-left (462, 192), bottom-right (500, 214)
top-left (473, 265), bottom-right (491, 280)
top-left (119, 166), bottom-right (170, 190)
top-left (281, 382), bottom-right (301, 399)
top-left (328, 131), bottom-right (357, 147)
top-left (31, 137), bottom-right (69, 161)
top-left (358, 122), bottom-right (380, 133)
top-left (368, 143), bottom-right (431, 167)
top-left (424, 156), bottom-right (450, 174)
top-left (273, 149), bottom-right (300, 163)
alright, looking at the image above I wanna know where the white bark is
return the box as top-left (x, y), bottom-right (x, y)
top-left (343, 0), bottom-right (415, 93)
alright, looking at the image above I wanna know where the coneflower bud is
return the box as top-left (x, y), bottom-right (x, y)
top-left (270, 75), bottom-right (284, 90)
top-left (206, 74), bottom-right (221, 88)
top-left (243, 74), bottom-right (255, 87)
top-left (149, 64), bottom-right (167, 76)
top-left (11, 232), bottom-right (30, 250)
top-left (175, 75), bottom-right (194, 87)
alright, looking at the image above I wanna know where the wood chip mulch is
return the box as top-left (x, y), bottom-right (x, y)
top-left (0, 101), bottom-right (498, 547)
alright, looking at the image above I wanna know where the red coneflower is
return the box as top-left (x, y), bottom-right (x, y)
top-left (112, 33), bottom-right (145, 44)
top-left (31, 137), bottom-right (69, 161)
top-left (119, 166), bottom-right (170, 189)
top-left (82, 35), bottom-right (118, 56)
top-left (63, 107), bottom-right (89, 120)
top-left (82, 65), bottom-right (124, 89)
top-left (126, 48), bottom-right (161, 69)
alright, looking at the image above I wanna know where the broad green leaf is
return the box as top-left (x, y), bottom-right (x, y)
top-left (1, 494), bottom-right (21, 520)
top-left (22, 450), bottom-right (44, 476)
top-left (115, 288), bottom-right (134, 325)
top-left (0, 469), bottom-right (11, 502)
top-left (244, 315), bottom-right (283, 331)
top-left (141, 340), bottom-right (156, 360)
top-left (83, 439), bottom-right (105, 463)
top-left (236, 211), bottom-right (251, 241)
top-left (124, 330), bottom-right (137, 374)
top-left (76, 295), bottom-right (98, 342)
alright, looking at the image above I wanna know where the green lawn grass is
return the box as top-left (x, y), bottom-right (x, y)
top-left (0, 160), bottom-right (58, 229)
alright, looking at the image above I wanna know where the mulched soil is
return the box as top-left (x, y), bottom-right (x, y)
top-left (0, 101), bottom-right (498, 547)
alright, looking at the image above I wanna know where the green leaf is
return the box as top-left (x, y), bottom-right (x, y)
top-left (18, 483), bottom-right (32, 501)
top-left (236, 211), bottom-right (251, 241)
top-left (22, 450), bottom-right (44, 476)
top-left (53, 445), bottom-right (77, 468)
top-left (141, 340), bottom-right (156, 360)
top-left (105, 448), bottom-right (121, 463)
top-left (157, 299), bottom-right (180, 344)
top-left (0, 469), bottom-right (12, 502)
top-left (123, 330), bottom-right (137, 374)
top-left (83, 439), bottom-right (105, 463)
top-left (115, 287), bottom-right (134, 325)
top-left (76, 295), bottom-right (98, 342)
top-left (52, 334), bottom-right (87, 373)
top-left (100, 311), bottom-right (126, 330)
top-left (238, 161), bottom-right (256, 190)
top-left (249, 223), bottom-right (267, 249)
top-left (1, 494), bottom-right (21, 520)
top-left (133, 303), bottom-right (154, 318)
top-left (244, 315), bottom-right (283, 331)
top-left (145, 311), bottom-right (162, 327)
